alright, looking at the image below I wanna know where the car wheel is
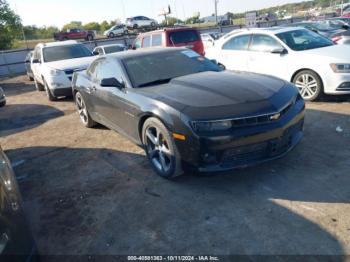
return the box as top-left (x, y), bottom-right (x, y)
top-left (34, 79), bottom-right (45, 91)
top-left (142, 117), bottom-right (183, 178)
top-left (109, 32), bottom-right (115, 38)
top-left (293, 70), bottom-right (322, 101)
top-left (151, 22), bottom-right (156, 27)
top-left (133, 24), bottom-right (138, 29)
top-left (0, 100), bottom-right (6, 107)
top-left (75, 92), bottom-right (96, 128)
top-left (87, 35), bottom-right (94, 41)
top-left (44, 80), bottom-right (57, 101)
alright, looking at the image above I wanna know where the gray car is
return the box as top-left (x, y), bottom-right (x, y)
top-left (24, 51), bottom-right (34, 81)
top-left (0, 87), bottom-right (6, 107)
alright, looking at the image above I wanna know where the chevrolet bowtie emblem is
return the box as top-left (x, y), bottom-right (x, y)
top-left (270, 113), bottom-right (281, 120)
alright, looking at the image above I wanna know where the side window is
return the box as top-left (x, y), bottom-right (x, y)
top-left (143, 36), bottom-right (151, 48)
top-left (96, 59), bottom-right (124, 83)
top-left (250, 34), bottom-right (283, 52)
top-left (222, 35), bottom-right (251, 51)
top-left (33, 47), bottom-right (41, 61)
top-left (134, 38), bottom-right (142, 49)
top-left (97, 48), bottom-right (104, 55)
top-left (87, 60), bottom-right (100, 79)
top-left (151, 34), bottom-right (162, 46)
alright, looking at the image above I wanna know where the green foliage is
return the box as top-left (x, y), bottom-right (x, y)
top-left (185, 14), bottom-right (201, 24)
top-left (83, 22), bottom-right (101, 32)
top-left (161, 16), bottom-right (183, 26)
top-left (62, 21), bottom-right (82, 32)
top-left (23, 25), bottom-right (59, 40)
top-left (0, 0), bottom-right (22, 50)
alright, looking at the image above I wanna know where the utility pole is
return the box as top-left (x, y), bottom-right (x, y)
top-left (214, 0), bottom-right (219, 25)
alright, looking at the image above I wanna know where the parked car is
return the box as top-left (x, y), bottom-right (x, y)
top-left (323, 19), bottom-right (350, 30)
top-left (0, 146), bottom-right (38, 260)
top-left (93, 44), bottom-right (127, 55)
top-left (72, 48), bottom-right (305, 178)
top-left (104, 24), bottom-right (128, 38)
top-left (53, 28), bottom-right (95, 41)
top-left (126, 16), bottom-right (158, 29)
top-left (331, 30), bottom-right (350, 44)
top-left (31, 40), bottom-right (95, 101)
top-left (201, 32), bottom-right (223, 48)
top-left (24, 51), bottom-right (34, 81)
top-left (206, 27), bottom-right (350, 101)
top-left (0, 87), bottom-right (6, 107)
top-left (288, 21), bottom-right (346, 39)
top-left (133, 27), bottom-right (205, 56)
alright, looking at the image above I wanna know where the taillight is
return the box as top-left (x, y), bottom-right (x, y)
top-left (332, 36), bottom-right (342, 44)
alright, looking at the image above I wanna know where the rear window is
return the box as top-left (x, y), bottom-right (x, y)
top-left (104, 45), bottom-right (125, 54)
top-left (168, 30), bottom-right (199, 44)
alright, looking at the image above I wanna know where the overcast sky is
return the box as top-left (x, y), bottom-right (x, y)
top-left (8, 0), bottom-right (305, 28)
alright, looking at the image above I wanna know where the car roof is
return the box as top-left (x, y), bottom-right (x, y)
top-left (106, 47), bottom-right (189, 60)
top-left (222, 26), bottom-right (304, 39)
top-left (36, 40), bottom-right (79, 48)
top-left (95, 44), bottom-right (125, 49)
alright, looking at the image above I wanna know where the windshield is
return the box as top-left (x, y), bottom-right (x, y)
top-left (123, 50), bottom-right (223, 88)
top-left (43, 44), bottom-right (92, 62)
top-left (104, 45), bottom-right (125, 54)
top-left (276, 29), bottom-right (333, 51)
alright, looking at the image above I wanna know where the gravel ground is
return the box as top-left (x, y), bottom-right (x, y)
top-left (0, 75), bottom-right (350, 257)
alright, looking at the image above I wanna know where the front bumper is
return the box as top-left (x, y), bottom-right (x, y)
top-left (177, 98), bottom-right (305, 173)
top-left (46, 74), bottom-right (73, 97)
top-left (323, 72), bottom-right (350, 95)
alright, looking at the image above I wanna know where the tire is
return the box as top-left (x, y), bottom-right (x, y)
top-left (87, 35), bottom-right (94, 41)
top-left (108, 32), bottom-right (115, 38)
top-left (142, 117), bottom-right (183, 178)
top-left (75, 92), bottom-right (96, 128)
top-left (292, 70), bottom-right (323, 101)
top-left (0, 100), bottom-right (6, 107)
top-left (133, 24), bottom-right (138, 29)
top-left (151, 22), bottom-right (156, 27)
top-left (34, 79), bottom-right (45, 91)
top-left (44, 80), bottom-right (57, 101)
top-left (28, 74), bottom-right (34, 81)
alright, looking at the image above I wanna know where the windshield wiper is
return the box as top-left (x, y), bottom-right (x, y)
top-left (138, 78), bottom-right (172, 88)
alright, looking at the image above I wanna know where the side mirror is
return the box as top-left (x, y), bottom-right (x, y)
top-left (92, 51), bottom-right (99, 56)
top-left (32, 59), bottom-right (40, 64)
top-left (271, 47), bottom-right (288, 55)
top-left (100, 77), bottom-right (125, 89)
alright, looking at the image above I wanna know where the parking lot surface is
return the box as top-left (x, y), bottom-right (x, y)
top-left (0, 75), bottom-right (350, 256)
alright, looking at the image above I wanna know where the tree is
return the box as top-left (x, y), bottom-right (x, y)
top-left (83, 22), bottom-right (100, 32)
top-left (161, 16), bottom-right (182, 26)
top-left (0, 0), bottom-right (22, 50)
top-left (62, 21), bottom-right (82, 31)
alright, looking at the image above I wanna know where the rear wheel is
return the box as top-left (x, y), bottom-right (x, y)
top-left (86, 34), bottom-right (94, 41)
top-left (75, 92), bottom-right (96, 128)
top-left (142, 118), bottom-right (183, 179)
top-left (0, 100), bottom-right (6, 107)
top-left (151, 22), bottom-right (156, 27)
top-left (108, 32), bottom-right (115, 38)
top-left (293, 70), bottom-right (322, 101)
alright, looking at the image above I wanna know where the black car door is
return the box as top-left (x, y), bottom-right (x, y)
top-left (93, 58), bottom-right (139, 136)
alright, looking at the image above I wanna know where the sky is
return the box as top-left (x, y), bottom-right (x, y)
top-left (8, 0), bottom-right (305, 28)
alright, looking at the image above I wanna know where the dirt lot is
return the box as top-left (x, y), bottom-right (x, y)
top-left (0, 75), bottom-right (350, 256)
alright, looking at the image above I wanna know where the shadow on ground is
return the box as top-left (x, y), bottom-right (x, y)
top-left (4, 107), bottom-right (349, 256)
top-left (0, 79), bottom-right (36, 97)
top-left (0, 104), bottom-right (64, 137)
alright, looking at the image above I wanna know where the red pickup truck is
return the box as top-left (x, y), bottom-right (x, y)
top-left (53, 28), bottom-right (95, 41)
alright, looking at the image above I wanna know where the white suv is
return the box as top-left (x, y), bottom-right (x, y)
top-left (104, 25), bottom-right (128, 38)
top-left (31, 41), bottom-right (95, 101)
top-left (206, 27), bottom-right (350, 101)
top-left (126, 16), bottom-right (157, 29)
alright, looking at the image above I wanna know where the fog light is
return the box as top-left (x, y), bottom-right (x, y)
top-left (337, 82), bottom-right (350, 90)
top-left (202, 153), bottom-right (217, 164)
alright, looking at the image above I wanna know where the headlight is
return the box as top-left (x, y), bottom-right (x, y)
top-left (330, 63), bottom-right (350, 73)
top-left (49, 69), bottom-right (62, 76)
top-left (192, 120), bottom-right (232, 132)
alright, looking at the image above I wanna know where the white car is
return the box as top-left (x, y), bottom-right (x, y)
top-left (93, 44), bottom-right (127, 56)
top-left (206, 27), bottom-right (350, 101)
top-left (126, 16), bottom-right (158, 29)
top-left (31, 41), bottom-right (95, 101)
top-left (201, 32), bottom-right (222, 48)
top-left (104, 25), bottom-right (128, 38)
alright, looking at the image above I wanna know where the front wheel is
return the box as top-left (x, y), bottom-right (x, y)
top-left (75, 92), bottom-right (96, 128)
top-left (293, 70), bottom-right (322, 101)
top-left (44, 80), bottom-right (57, 101)
top-left (86, 35), bottom-right (94, 41)
top-left (142, 118), bottom-right (183, 179)
top-left (34, 79), bottom-right (45, 91)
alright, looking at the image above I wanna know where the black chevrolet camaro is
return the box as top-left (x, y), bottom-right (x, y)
top-left (72, 48), bottom-right (305, 178)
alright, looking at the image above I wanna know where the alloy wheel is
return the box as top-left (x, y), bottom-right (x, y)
top-left (75, 93), bottom-right (88, 124)
top-left (294, 74), bottom-right (318, 100)
top-left (145, 126), bottom-right (172, 173)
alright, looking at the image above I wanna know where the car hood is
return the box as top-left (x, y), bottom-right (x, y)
top-left (136, 71), bottom-right (297, 120)
top-left (301, 44), bottom-right (350, 60)
top-left (46, 56), bottom-right (95, 71)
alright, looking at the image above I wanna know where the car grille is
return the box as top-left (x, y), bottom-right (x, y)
top-left (220, 119), bottom-right (303, 166)
top-left (64, 68), bottom-right (84, 82)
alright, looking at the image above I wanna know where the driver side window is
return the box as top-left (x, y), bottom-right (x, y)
top-left (249, 34), bottom-right (283, 52)
top-left (96, 59), bottom-right (124, 84)
top-left (222, 35), bottom-right (251, 51)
